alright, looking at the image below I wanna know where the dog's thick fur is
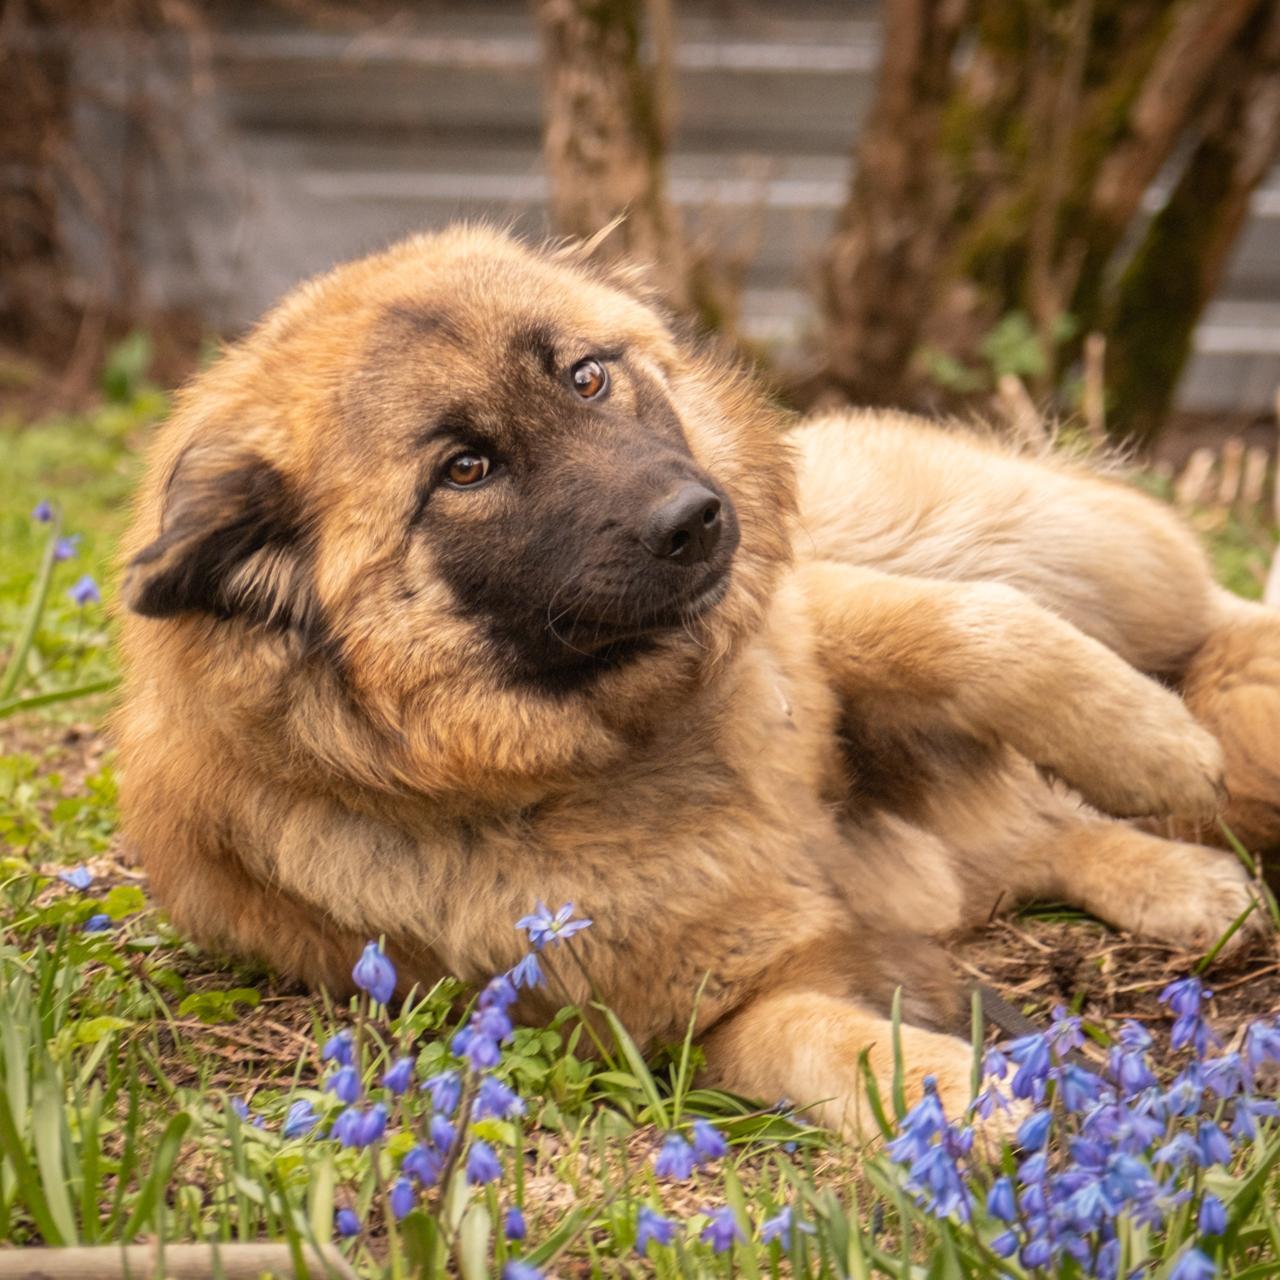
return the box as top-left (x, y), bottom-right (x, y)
top-left (115, 226), bottom-right (1279, 1135)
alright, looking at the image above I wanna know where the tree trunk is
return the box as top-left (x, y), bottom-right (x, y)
top-left (1104, 2), bottom-right (1280, 447)
top-left (817, 0), bottom-right (1271, 445)
top-left (532, 0), bottom-right (689, 308)
top-left (818, 0), bottom-right (969, 404)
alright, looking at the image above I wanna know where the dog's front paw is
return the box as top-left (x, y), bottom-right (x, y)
top-left (1104, 842), bottom-right (1262, 953)
top-left (1047, 691), bottom-right (1226, 827)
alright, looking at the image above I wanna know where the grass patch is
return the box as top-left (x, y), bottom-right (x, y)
top-left (3, 376), bottom-right (1280, 1275)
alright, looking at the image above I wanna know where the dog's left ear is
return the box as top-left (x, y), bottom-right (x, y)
top-left (123, 444), bottom-right (318, 635)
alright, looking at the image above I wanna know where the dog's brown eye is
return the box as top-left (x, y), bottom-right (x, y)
top-left (445, 453), bottom-right (491, 487)
top-left (570, 358), bottom-right (609, 400)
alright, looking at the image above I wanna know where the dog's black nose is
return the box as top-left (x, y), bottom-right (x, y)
top-left (643, 484), bottom-right (723, 563)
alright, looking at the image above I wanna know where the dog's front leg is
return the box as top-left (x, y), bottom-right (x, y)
top-left (700, 988), bottom-right (980, 1142)
top-left (796, 560), bottom-right (1224, 826)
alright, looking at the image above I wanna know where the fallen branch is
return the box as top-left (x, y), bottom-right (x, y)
top-left (0, 1244), bottom-right (356, 1280)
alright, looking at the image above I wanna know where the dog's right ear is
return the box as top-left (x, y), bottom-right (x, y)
top-left (123, 444), bottom-right (318, 634)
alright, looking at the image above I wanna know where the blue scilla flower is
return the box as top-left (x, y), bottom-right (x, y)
top-left (68, 575), bottom-right (101, 606)
top-left (321, 1030), bottom-right (354, 1066)
top-left (429, 1113), bottom-right (456, 1152)
top-left (634, 1205), bottom-right (676, 1253)
top-left (480, 972), bottom-right (518, 1012)
top-left (1020, 1237), bottom-right (1053, 1269)
top-left (1048, 1006), bottom-right (1085, 1055)
top-left (58, 866), bottom-right (92, 890)
top-left (1231, 1094), bottom-right (1280, 1140)
top-left (1164, 1065), bottom-right (1205, 1117)
top-left (1109, 1042), bottom-right (1157, 1095)
top-left (654, 1133), bottom-right (695, 1180)
top-left (53, 534), bottom-right (80, 563)
top-left (83, 913), bottom-right (112, 932)
top-left (760, 1204), bottom-right (814, 1249)
top-left (423, 1071), bottom-right (460, 1115)
top-left (501, 1262), bottom-right (542, 1280)
top-left (474, 1075), bottom-right (526, 1121)
top-left (700, 1206), bottom-right (745, 1254)
top-left (888, 1075), bottom-right (948, 1161)
top-left (282, 1099), bottom-right (319, 1138)
top-left (510, 952), bottom-right (543, 990)
top-left (515, 901), bottom-right (592, 950)
top-left (691, 1118), bottom-right (727, 1164)
top-left (982, 1045), bottom-right (1009, 1080)
top-left (1198, 1192), bottom-right (1227, 1236)
top-left (352, 941), bottom-right (396, 1004)
top-left (230, 1097), bottom-right (264, 1128)
top-left (335, 1208), bottom-right (360, 1238)
top-left (1169, 1247), bottom-right (1218, 1280)
top-left (403, 1143), bottom-right (442, 1186)
top-left (451, 1024), bottom-right (501, 1071)
top-left (355, 1103), bottom-right (388, 1147)
top-left (1016, 1109), bottom-right (1052, 1152)
top-left (1006, 1032), bottom-right (1052, 1101)
top-left (1197, 1121), bottom-right (1232, 1167)
top-left (466, 1139), bottom-right (502, 1185)
top-left (906, 1143), bottom-right (971, 1221)
top-left (1244, 1019), bottom-right (1280, 1075)
top-left (504, 1206), bottom-right (526, 1241)
top-left (1056, 1062), bottom-right (1107, 1114)
top-left (987, 1176), bottom-right (1016, 1223)
top-left (1203, 1052), bottom-right (1248, 1099)
top-left (389, 1177), bottom-right (415, 1221)
top-left (32, 500), bottom-right (54, 523)
top-left (326, 1065), bottom-right (360, 1104)
top-left (990, 1230), bottom-right (1019, 1258)
top-left (1117, 1020), bottom-right (1152, 1052)
top-left (382, 1056), bottom-right (415, 1095)
top-left (971, 1078), bottom-right (1011, 1121)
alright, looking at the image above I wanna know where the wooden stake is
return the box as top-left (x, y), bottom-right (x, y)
top-left (0, 1244), bottom-right (356, 1280)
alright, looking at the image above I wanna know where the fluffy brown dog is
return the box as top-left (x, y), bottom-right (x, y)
top-left (116, 226), bottom-right (1277, 1136)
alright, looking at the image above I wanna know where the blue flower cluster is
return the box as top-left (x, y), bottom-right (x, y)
top-left (30, 500), bottom-right (101, 604)
top-left (887, 977), bottom-right (1280, 1278)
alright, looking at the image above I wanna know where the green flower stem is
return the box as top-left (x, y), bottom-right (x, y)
top-left (0, 511), bottom-right (63, 703)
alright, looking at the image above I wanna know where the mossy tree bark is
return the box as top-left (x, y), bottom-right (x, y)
top-left (532, 0), bottom-right (690, 309)
top-left (1104, 3), bottom-right (1280, 448)
top-left (819, 0), bottom-right (1275, 446)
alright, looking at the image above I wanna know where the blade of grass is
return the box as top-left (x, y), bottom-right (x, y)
top-left (0, 511), bottom-right (63, 703)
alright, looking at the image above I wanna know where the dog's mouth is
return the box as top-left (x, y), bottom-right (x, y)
top-left (551, 568), bottom-right (732, 657)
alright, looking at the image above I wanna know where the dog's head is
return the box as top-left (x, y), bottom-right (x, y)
top-left (120, 227), bottom-right (795, 798)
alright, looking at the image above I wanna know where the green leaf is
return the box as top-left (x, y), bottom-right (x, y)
top-left (74, 1016), bottom-right (132, 1045)
top-left (31, 1073), bottom-right (78, 1244)
top-left (457, 1200), bottom-right (492, 1280)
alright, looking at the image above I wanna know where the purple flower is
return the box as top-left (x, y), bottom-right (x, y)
top-left (333, 1104), bottom-right (386, 1149)
top-left (326, 1065), bottom-right (361, 1104)
top-left (335, 1208), bottom-right (360, 1238)
top-left (330, 1107), bottom-right (362, 1146)
top-left (282, 1099), bottom-right (319, 1138)
top-left (474, 1075), bottom-right (526, 1121)
top-left (480, 973), bottom-right (518, 1011)
top-left (691, 1118), bottom-right (727, 1164)
top-left (402, 1144), bottom-right (442, 1186)
top-left (1203, 1053), bottom-right (1247, 1099)
top-left (990, 1230), bottom-right (1019, 1257)
top-left (1007, 1033), bottom-right (1052, 1101)
top-left (423, 1070), bottom-right (460, 1115)
top-left (511, 952), bottom-right (543, 990)
top-left (53, 535), bottom-right (80, 562)
top-left (382, 1056), bottom-right (414, 1095)
top-left (760, 1205), bottom-right (814, 1249)
top-left (1231, 1095), bottom-right (1280, 1140)
top-left (1170, 1247), bottom-right (1218, 1280)
top-left (700, 1206), bottom-right (745, 1254)
top-left (515, 901), bottom-right (592, 950)
top-left (635, 1205), bottom-right (676, 1252)
top-left (389, 1177), bottom-right (415, 1221)
top-left (1017, 1109), bottom-right (1052, 1152)
top-left (466, 1139), bottom-right (502, 1185)
top-left (1048, 1006), bottom-right (1085, 1055)
top-left (987, 1176), bottom-right (1016, 1222)
top-left (502, 1263), bottom-right (542, 1280)
top-left (452, 1024), bottom-right (502, 1071)
top-left (1198, 1192), bottom-right (1226, 1236)
top-left (58, 866), bottom-right (92, 890)
top-left (888, 1075), bottom-right (948, 1162)
top-left (1244, 1019), bottom-right (1280, 1074)
top-left (504, 1206), bottom-right (526, 1241)
top-left (83, 914), bottom-right (111, 932)
top-left (1197, 1122), bottom-right (1231, 1168)
top-left (321, 1030), bottom-right (354, 1066)
top-left (32, 500), bottom-right (54, 523)
top-left (654, 1133), bottom-right (695, 1180)
top-left (429, 1113), bottom-right (456, 1152)
top-left (352, 941), bottom-right (396, 1005)
top-left (68, 575), bottom-right (101, 606)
